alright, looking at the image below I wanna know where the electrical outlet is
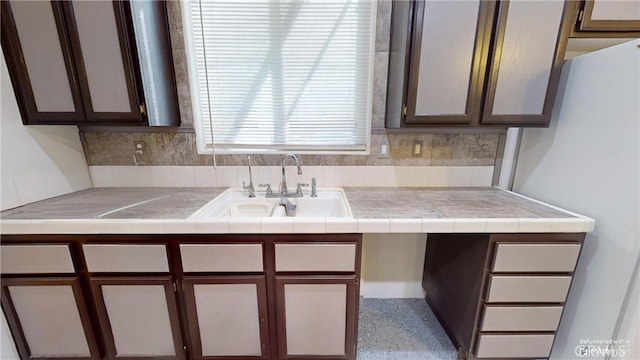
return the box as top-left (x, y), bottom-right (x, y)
top-left (134, 140), bottom-right (145, 154)
top-left (378, 138), bottom-right (390, 159)
top-left (412, 140), bottom-right (423, 157)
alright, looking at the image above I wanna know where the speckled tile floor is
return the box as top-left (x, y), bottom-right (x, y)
top-left (357, 298), bottom-right (457, 360)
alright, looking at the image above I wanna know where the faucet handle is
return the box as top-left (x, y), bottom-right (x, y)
top-left (311, 177), bottom-right (317, 197)
top-left (258, 183), bottom-right (272, 196)
top-left (295, 183), bottom-right (309, 196)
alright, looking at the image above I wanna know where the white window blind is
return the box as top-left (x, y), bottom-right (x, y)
top-left (185, 0), bottom-right (375, 153)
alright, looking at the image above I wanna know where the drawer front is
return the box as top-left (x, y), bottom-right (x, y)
top-left (481, 306), bottom-right (563, 331)
top-left (475, 334), bottom-right (555, 358)
top-left (180, 244), bottom-right (263, 272)
top-left (492, 243), bottom-right (581, 273)
top-left (1, 245), bottom-right (75, 274)
top-left (83, 244), bottom-right (169, 273)
top-left (275, 243), bottom-right (356, 272)
top-left (487, 275), bottom-right (572, 303)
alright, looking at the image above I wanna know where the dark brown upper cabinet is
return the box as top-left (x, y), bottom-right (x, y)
top-left (1, 0), bottom-right (179, 126)
top-left (572, 0), bottom-right (640, 36)
top-left (387, 0), bottom-right (573, 128)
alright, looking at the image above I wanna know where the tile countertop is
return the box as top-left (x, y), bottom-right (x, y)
top-left (0, 187), bottom-right (595, 234)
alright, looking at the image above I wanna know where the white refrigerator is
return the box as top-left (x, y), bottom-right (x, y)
top-left (513, 39), bottom-right (639, 359)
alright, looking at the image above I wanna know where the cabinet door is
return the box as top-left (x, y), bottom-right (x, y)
top-left (90, 276), bottom-right (184, 360)
top-left (63, 0), bottom-right (142, 123)
top-left (275, 276), bottom-right (358, 359)
top-left (482, 0), bottom-right (572, 126)
top-left (0, 1), bottom-right (85, 124)
top-left (578, 0), bottom-right (640, 32)
top-left (405, 0), bottom-right (494, 125)
top-left (182, 276), bottom-right (270, 359)
top-left (1, 277), bottom-right (100, 359)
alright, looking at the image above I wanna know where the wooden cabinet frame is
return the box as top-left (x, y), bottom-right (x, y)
top-left (182, 275), bottom-right (271, 360)
top-left (89, 276), bottom-right (185, 360)
top-left (1, 234), bottom-right (363, 360)
top-left (396, 0), bottom-right (576, 128)
top-left (405, 0), bottom-right (495, 125)
top-left (0, 0), bottom-right (154, 125)
top-left (1, 277), bottom-right (101, 360)
top-left (481, 0), bottom-right (574, 126)
top-left (573, 0), bottom-right (640, 35)
top-left (61, 0), bottom-right (143, 123)
top-left (274, 276), bottom-right (359, 360)
top-left (423, 233), bottom-right (586, 360)
top-left (0, 1), bottom-right (86, 124)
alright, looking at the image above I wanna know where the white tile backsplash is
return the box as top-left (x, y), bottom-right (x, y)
top-left (322, 167), bottom-right (344, 187)
top-left (89, 166), bottom-right (115, 187)
top-left (111, 166), bottom-right (153, 187)
top-left (450, 166), bottom-right (474, 187)
top-left (407, 166), bottom-right (431, 187)
top-left (214, 166), bottom-right (239, 187)
top-left (193, 166), bottom-right (217, 187)
top-left (172, 166), bottom-right (196, 187)
top-left (386, 166), bottom-right (410, 187)
top-left (365, 166), bottom-right (389, 187)
top-left (342, 166), bottom-right (368, 187)
top-left (428, 166), bottom-right (451, 187)
top-left (151, 166), bottom-right (175, 187)
top-left (88, 165), bottom-right (494, 188)
top-left (471, 166), bottom-right (494, 187)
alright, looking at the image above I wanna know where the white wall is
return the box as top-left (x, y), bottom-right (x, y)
top-left (513, 40), bottom-right (640, 360)
top-left (617, 259), bottom-right (639, 360)
top-left (1, 315), bottom-right (19, 360)
top-left (1, 51), bottom-right (92, 211)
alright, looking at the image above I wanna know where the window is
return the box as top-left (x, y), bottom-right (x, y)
top-left (182, 0), bottom-right (376, 154)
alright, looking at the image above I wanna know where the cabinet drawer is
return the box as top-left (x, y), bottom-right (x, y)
top-left (492, 243), bottom-right (581, 273)
top-left (475, 333), bottom-right (555, 358)
top-left (180, 244), bottom-right (263, 272)
top-left (83, 244), bottom-right (169, 273)
top-left (486, 275), bottom-right (572, 303)
top-left (481, 306), bottom-right (563, 331)
top-left (275, 243), bottom-right (356, 272)
top-left (1, 245), bottom-right (75, 274)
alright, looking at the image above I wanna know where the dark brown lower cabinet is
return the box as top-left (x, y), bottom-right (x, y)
top-left (423, 233), bottom-right (584, 359)
top-left (1, 234), bottom-right (362, 360)
top-left (274, 276), bottom-right (358, 360)
top-left (182, 275), bottom-right (270, 359)
top-left (89, 276), bottom-right (185, 360)
top-left (0, 277), bottom-right (101, 360)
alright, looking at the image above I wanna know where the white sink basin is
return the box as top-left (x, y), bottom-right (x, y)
top-left (190, 188), bottom-right (353, 219)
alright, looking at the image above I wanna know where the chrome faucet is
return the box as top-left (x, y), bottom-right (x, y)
top-left (242, 155), bottom-right (255, 198)
top-left (279, 198), bottom-right (298, 217)
top-left (279, 154), bottom-right (302, 197)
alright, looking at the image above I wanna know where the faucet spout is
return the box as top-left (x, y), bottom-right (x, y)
top-left (280, 154), bottom-right (302, 196)
top-left (243, 155), bottom-right (255, 197)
